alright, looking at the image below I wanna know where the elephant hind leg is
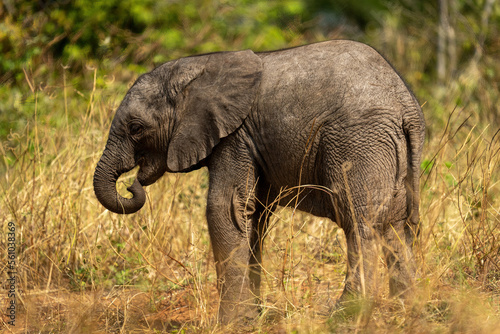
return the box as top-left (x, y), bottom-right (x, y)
top-left (338, 203), bottom-right (387, 302)
top-left (332, 179), bottom-right (399, 303)
top-left (381, 181), bottom-right (417, 298)
top-left (383, 219), bottom-right (417, 298)
top-left (337, 200), bottom-right (417, 303)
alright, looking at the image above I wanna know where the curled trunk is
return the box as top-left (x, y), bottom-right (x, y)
top-left (93, 150), bottom-right (146, 214)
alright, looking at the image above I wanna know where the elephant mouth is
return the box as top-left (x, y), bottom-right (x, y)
top-left (137, 171), bottom-right (154, 187)
top-left (136, 160), bottom-right (166, 187)
top-left (135, 156), bottom-right (151, 186)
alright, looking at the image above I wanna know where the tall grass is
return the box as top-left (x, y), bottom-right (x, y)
top-left (1, 59), bottom-right (500, 333)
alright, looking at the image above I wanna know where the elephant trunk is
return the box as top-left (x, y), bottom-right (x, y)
top-left (93, 148), bottom-right (146, 214)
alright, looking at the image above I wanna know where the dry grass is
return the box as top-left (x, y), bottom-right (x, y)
top-left (1, 67), bottom-right (499, 333)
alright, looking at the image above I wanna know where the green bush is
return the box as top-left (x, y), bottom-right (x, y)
top-left (1, 0), bottom-right (500, 140)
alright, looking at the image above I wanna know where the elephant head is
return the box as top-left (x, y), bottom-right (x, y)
top-left (93, 50), bottom-right (263, 214)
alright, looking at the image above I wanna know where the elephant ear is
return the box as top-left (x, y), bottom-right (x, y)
top-left (166, 50), bottom-right (263, 172)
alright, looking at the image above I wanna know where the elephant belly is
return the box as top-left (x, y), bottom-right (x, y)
top-left (254, 115), bottom-right (408, 228)
top-left (265, 185), bottom-right (335, 220)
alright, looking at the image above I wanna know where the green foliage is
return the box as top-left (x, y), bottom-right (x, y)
top-left (2, 1), bottom-right (499, 138)
top-left (1, 0), bottom-right (310, 141)
top-left (1, 0), bottom-right (307, 83)
top-left (305, 0), bottom-right (389, 28)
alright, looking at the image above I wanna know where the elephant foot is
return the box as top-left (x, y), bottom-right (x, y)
top-left (389, 277), bottom-right (415, 299)
top-left (218, 316), bottom-right (257, 332)
top-left (327, 295), bottom-right (377, 322)
top-left (313, 289), bottom-right (370, 319)
top-left (218, 301), bottom-right (260, 327)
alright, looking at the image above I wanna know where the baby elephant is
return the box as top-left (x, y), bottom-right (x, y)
top-left (94, 40), bottom-right (425, 323)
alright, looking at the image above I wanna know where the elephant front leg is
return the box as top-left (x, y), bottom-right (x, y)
top-left (206, 188), bottom-right (266, 324)
top-left (212, 245), bottom-right (258, 323)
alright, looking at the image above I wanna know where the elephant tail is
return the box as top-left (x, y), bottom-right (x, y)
top-left (403, 102), bottom-right (425, 231)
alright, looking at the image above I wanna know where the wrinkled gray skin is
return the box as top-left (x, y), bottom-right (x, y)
top-left (94, 40), bottom-right (425, 324)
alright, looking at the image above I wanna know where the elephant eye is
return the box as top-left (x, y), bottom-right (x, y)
top-left (129, 123), bottom-right (143, 136)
